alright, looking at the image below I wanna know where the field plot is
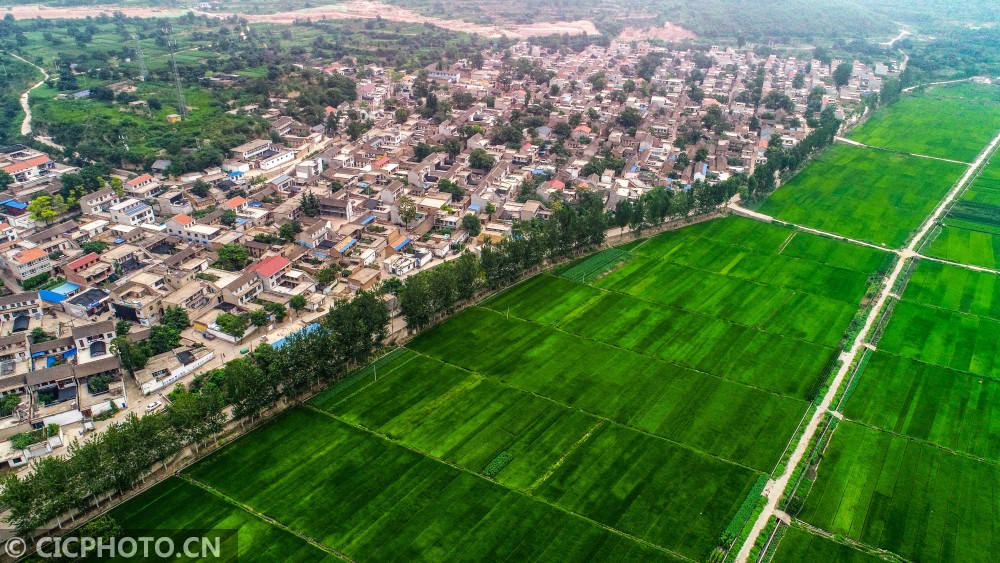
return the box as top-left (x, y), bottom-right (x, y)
top-left (758, 144), bottom-right (964, 246)
top-left (772, 527), bottom-right (883, 563)
top-left (797, 421), bottom-right (1000, 562)
top-left (186, 409), bottom-right (681, 562)
top-left (408, 308), bottom-right (806, 471)
top-left (108, 477), bottom-right (338, 562)
top-left (902, 259), bottom-right (1000, 321)
top-left (107, 217), bottom-right (886, 561)
top-left (876, 299), bottom-right (1000, 378)
top-left (846, 83), bottom-right (1000, 162)
top-left (842, 351), bottom-right (1000, 459)
top-left (926, 156), bottom-right (1000, 268)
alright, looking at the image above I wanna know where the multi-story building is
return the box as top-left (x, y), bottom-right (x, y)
top-left (2, 247), bottom-right (51, 283)
top-left (109, 198), bottom-right (155, 226)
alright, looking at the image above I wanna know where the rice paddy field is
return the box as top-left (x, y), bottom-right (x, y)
top-left (790, 259), bottom-right (1000, 562)
top-left (845, 83), bottom-right (1000, 162)
top-left (925, 154), bottom-right (1000, 268)
top-left (100, 217), bottom-right (889, 561)
top-left (771, 527), bottom-right (882, 563)
top-left (757, 143), bottom-right (964, 247)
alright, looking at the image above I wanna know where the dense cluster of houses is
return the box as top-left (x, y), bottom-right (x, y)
top-left (0, 39), bottom-right (897, 469)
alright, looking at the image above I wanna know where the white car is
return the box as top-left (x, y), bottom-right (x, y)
top-left (146, 401), bottom-right (162, 413)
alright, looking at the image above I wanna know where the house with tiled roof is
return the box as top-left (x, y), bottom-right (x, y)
top-left (1, 247), bottom-right (51, 283)
top-left (124, 173), bottom-right (161, 198)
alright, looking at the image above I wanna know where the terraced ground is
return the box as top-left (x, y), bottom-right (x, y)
top-left (104, 217), bottom-right (886, 561)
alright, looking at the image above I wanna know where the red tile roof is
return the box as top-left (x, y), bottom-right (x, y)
top-left (225, 196), bottom-right (248, 209)
top-left (250, 255), bottom-right (290, 277)
top-left (2, 155), bottom-right (52, 174)
top-left (126, 173), bottom-right (153, 187)
top-left (172, 214), bottom-right (195, 226)
top-left (67, 252), bottom-right (99, 270)
top-left (13, 247), bottom-right (47, 264)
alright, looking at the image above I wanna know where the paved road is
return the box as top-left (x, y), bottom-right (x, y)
top-left (734, 126), bottom-right (1000, 562)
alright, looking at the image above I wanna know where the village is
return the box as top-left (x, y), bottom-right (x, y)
top-left (0, 39), bottom-right (898, 471)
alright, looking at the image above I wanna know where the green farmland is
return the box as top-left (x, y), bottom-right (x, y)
top-left (101, 217), bottom-right (887, 561)
top-left (771, 526), bottom-right (882, 563)
top-left (926, 154), bottom-right (1000, 268)
top-left (791, 258), bottom-right (1000, 562)
top-left (796, 421), bottom-right (1000, 562)
top-left (757, 143), bottom-right (964, 246)
top-left (846, 83), bottom-right (1000, 162)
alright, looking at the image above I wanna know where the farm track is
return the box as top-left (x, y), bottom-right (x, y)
top-left (834, 136), bottom-right (972, 166)
top-left (734, 126), bottom-right (1000, 562)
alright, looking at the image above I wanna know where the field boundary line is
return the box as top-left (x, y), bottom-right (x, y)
top-left (838, 418), bottom-right (1000, 468)
top-left (180, 474), bottom-right (354, 562)
top-left (734, 126), bottom-right (1000, 563)
top-left (787, 520), bottom-right (914, 563)
top-left (402, 347), bottom-right (765, 474)
top-left (568, 268), bottom-right (849, 348)
top-left (768, 406), bottom-right (813, 477)
top-left (301, 405), bottom-right (694, 561)
top-left (528, 420), bottom-right (605, 493)
top-left (319, 351), bottom-right (419, 411)
top-left (775, 231), bottom-right (797, 254)
top-left (471, 303), bottom-right (820, 404)
top-left (833, 136), bottom-right (973, 166)
top-left (915, 251), bottom-right (1000, 276)
top-left (727, 197), bottom-right (897, 255)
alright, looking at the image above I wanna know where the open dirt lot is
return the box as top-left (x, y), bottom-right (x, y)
top-left (4, 1), bottom-right (600, 38)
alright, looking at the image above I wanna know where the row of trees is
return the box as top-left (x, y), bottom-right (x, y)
top-left (0, 389), bottom-right (225, 535)
top-left (398, 193), bottom-right (608, 330)
top-left (744, 107), bottom-right (841, 202)
top-left (0, 289), bottom-right (390, 536)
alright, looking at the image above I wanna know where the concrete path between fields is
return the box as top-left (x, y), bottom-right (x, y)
top-left (734, 126), bottom-right (1000, 563)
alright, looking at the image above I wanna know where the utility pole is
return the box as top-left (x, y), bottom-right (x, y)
top-left (131, 33), bottom-right (148, 81)
top-left (166, 27), bottom-right (187, 119)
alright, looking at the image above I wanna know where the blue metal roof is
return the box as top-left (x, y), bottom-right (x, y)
top-left (40, 290), bottom-right (68, 303)
top-left (359, 215), bottom-right (375, 225)
top-left (271, 323), bottom-right (322, 350)
top-left (2, 200), bottom-right (27, 210)
top-left (393, 237), bottom-right (412, 251)
top-left (227, 171), bottom-right (244, 177)
top-left (338, 238), bottom-right (358, 253)
top-left (51, 282), bottom-right (79, 295)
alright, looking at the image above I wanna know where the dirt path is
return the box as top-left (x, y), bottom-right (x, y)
top-left (727, 197), bottom-right (895, 254)
top-left (5, 51), bottom-right (49, 136)
top-left (733, 127), bottom-right (1000, 563)
top-left (834, 136), bottom-right (973, 166)
top-left (4, 1), bottom-right (598, 38)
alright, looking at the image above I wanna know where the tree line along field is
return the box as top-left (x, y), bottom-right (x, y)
top-left (757, 143), bottom-right (965, 247)
top-left (845, 83), bottom-right (1000, 162)
top-left (791, 260), bottom-right (1000, 562)
top-left (925, 153), bottom-right (1000, 269)
top-left (98, 217), bottom-right (889, 561)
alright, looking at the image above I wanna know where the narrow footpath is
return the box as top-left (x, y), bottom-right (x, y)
top-left (6, 51), bottom-right (48, 136)
top-left (834, 136), bottom-right (972, 166)
top-left (734, 127), bottom-right (1000, 563)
